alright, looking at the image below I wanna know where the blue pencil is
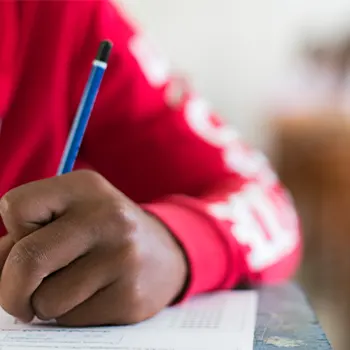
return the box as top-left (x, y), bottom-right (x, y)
top-left (57, 40), bottom-right (113, 175)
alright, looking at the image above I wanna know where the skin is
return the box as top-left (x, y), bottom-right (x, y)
top-left (0, 170), bottom-right (187, 327)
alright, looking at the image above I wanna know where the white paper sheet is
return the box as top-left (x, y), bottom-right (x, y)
top-left (0, 290), bottom-right (258, 350)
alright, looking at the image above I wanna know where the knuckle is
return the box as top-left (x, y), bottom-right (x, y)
top-left (0, 189), bottom-right (18, 217)
top-left (91, 200), bottom-right (138, 245)
top-left (109, 199), bottom-right (138, 234)
top-left (73, 170), bottom-right (117, 201)
top-left (123, 286), bottom-right (150, 324)
top-left (9, 239), bottom-right (47, 272)
top-left (78, 170), bottom-right (106, 188)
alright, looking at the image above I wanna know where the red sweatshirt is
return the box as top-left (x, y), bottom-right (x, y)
top-left (0, 0), bottom-right (301, 299)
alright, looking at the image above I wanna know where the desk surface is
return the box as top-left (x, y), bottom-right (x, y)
top-left (254, 283), bottom-right (332, 349)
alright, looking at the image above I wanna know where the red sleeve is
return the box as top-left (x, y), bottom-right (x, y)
top-left (72, 0), bottom-right (302, 299)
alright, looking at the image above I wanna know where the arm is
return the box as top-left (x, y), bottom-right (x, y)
top-left (73, 0), bottom-right (301, 298)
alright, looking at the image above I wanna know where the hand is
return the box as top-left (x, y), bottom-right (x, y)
top-left (0, 170), bottom-right (187, 326)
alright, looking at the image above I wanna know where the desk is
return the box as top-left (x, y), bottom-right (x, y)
top-left (254, 283), bottom-right (332, 349)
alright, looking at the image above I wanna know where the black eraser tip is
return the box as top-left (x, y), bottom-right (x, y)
top-left (96, 40), bottom-right (113, 63)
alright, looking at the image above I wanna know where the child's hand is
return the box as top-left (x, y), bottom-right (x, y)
top-left (0, 170), bottom-right (187, 326)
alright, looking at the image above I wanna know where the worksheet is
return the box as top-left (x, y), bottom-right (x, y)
top-left (0, 290), bottom-right (258, 350)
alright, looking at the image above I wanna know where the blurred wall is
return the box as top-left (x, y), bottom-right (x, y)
top-left (119, 0), bottom-right (350, 145)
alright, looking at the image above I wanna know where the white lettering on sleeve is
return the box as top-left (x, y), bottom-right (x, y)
top-left (184, 97), bottom-right (277, 184)
top-left (209, 184), bottom-right (299, 271)
top-left (129, 34), bottom-right (170, 87)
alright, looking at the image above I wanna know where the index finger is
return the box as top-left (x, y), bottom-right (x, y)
top-left (0, 174), bottom-right (80, 242)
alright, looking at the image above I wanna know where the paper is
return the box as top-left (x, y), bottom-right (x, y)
top-left (0, 290), bottom-right (258, 350)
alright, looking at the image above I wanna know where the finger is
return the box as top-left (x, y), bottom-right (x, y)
top-left (0, 215), bottom-right (97, 322)
top-left (0, 235), bottom-right (15, 272)
top-left (56, 280), bottom-right (148, 327)
top-left (32, 248), bottom-right (121, 321)
top-left (0, 171), bottom-right (111, 242)
top-left (0, 176), bottom-right (74, 241)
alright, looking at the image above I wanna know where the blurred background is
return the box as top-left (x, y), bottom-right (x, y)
top-left (119, 1), bottom-right (350, 349)
top-left (120, 0), bottom-right (350, 145)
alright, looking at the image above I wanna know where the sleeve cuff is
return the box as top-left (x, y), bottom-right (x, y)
top-left (143, 197), bottom-right (235, 301)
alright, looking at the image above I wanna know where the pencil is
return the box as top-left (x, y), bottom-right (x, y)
top-left (57, 40), bottom-right (113, 175)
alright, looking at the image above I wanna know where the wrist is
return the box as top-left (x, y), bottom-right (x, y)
top-left (145, 212), bottom-right (189, 304)
top-left (143, 199), bottom-right (231, 301)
